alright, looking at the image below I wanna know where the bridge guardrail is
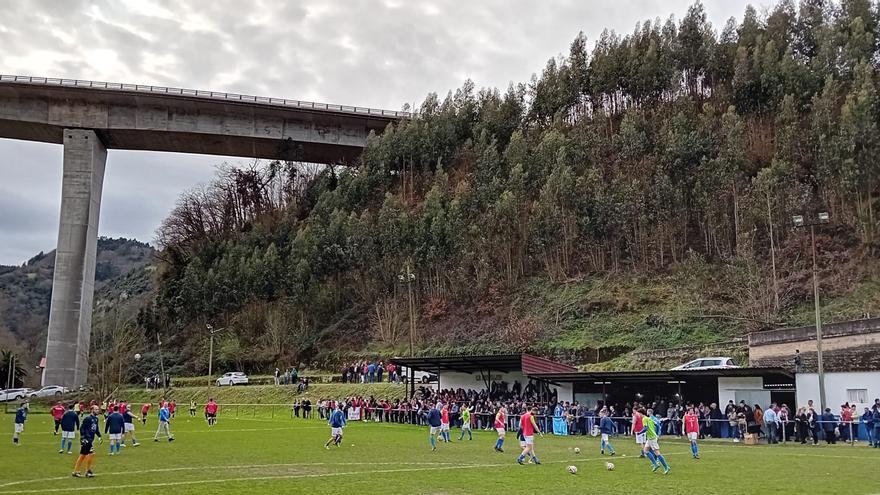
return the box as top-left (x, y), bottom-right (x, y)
top-left (0, 74), bottom-right (412, 119)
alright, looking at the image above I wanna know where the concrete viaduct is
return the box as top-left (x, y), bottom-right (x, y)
top-left (0, 75), bottom-right (407, 388)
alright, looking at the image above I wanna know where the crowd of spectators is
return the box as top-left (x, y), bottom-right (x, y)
top-left (339, 361), bottom-right (400, 383)
top-left (308, 383), bottom-right (880, 447)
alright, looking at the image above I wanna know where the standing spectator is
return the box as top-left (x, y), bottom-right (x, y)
top-left (763, 404), bottom-right (779, 444)
top-left (807, 407), bottom-right (820, 445)
top-left (377, 362), bottom-right (384, 383)
top-left (727, 406), bottom-right (739, 442)
top-left (709, 403), bottom-right (723, 439)
top-left (839, 404), bottom-right (853, 442)
top-left (752, 404), bottom-right (764, 438)
top-left (872, 405), bottom-right (880, 448)
top-left (274, 368), bottom-right (280, 386)
top-left (793, 349), bottom-right (802, 373)
top-left (862, 407), bottom-right (874, 447)
top-left (796, 407), bottom-right (809, 444)
top-left (821, 408), bottom-right (837, 444)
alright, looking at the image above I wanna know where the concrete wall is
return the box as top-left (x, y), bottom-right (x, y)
top-left (749, 318), bottom-right (880, 372)
top-left (796, 371), bottom-right (880, 410)
top-left (717, 377), bottom-right (764, 406)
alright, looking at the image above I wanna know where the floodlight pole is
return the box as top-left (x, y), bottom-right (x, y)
top-left (793, 212), bottom-right (828, 411)
top-left (206, 324), bottom-right (225, 388)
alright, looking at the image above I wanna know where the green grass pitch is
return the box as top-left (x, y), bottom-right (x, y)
top-left (1, 412), bottom-right (878, 494)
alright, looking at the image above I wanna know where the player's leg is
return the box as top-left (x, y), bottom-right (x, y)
top-left (429, 427), bottom-right (436, 450)
top-left (654, 446), bottom-right (670, 473)
top-left (85, 453), bottom-right (95, 477)
top-left (59, 432), bottom-right (66, 453)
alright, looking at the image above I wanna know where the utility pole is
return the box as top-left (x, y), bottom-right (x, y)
top-left (206, 324), bottom-right (225, 388)
top-left (399, 263), bottom-right (417, 356)
top-left (792, 212), bottom-right (829, 411)
top-left (157, 332), bottom-right (167, 392)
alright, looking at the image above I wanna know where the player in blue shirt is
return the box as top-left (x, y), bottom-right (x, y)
top-left (12, 401), bottom-right (27, 445)
top-left (324, 403), bottom-right (347, 449)
top-left (60, 403), bottom-right (80, 454)
top-left (598, 409), bottom-right (617, 455)
top-left (427, 403), bottom-right (442, 451)
top-left (122, 408), bottom-right (140, 447)
top-left (73, 405), bottom-right (102, 478)
top-left (153, 403), bottom-right (175, 442)
top-left (104, 405), bottom-right (125, 455)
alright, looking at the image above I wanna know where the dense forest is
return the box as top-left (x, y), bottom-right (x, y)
top-left (139, 0), bottom-right (880, 374)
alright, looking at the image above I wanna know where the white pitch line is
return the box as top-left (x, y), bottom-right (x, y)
top-left (0, 450), bottom-right (709, 494)
top-left (0, 461), bottom-right (461, 488)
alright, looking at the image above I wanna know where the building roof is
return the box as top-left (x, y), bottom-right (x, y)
top-left (390, 354), bottom-right (576, 374)
top-left (527, 367), bottom-right (794, 384)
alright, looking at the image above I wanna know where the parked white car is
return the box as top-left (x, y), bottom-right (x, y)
top-left (216, 372), bottom-right (249, 386)
top-left (671, 357), bottom-right (739, 371)
top-left (29, 385), bottom-right (70, 398)
top-left (0, 388), bottom-right (34, 402)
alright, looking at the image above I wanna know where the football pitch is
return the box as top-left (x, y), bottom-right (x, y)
top-left (1, 413), bottom-right (878, 494)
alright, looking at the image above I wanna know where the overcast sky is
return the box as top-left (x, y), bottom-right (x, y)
top-left (0, 0), bottom-right (762, 265)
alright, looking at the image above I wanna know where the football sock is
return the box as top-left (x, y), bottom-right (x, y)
top-left (60, 438), bottom-right (66, 450)
top-left (657, 454), bottom-right (669, 469)
top-left (606, 442), bottom-right (615, 454)
top-left (430, 435), bottom-right (435, 448)
top-left (646, 450), bottom-right (658, 466)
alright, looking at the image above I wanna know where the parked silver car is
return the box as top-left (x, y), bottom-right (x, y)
top-left (29, 385), bottom-right (70, 398)
top-left (216, 372), bottom-right (249, 386)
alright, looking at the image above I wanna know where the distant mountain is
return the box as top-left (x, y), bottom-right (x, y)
top-left (0, 237), bottom-right (155, 371)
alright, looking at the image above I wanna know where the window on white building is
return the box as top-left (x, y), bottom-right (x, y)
top-left (846, 389), bottom-right (867, 404)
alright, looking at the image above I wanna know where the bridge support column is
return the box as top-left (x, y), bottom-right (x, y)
top-left (43, 129), bottom-right (106, 388)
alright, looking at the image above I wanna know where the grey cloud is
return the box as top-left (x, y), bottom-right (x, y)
top-left (0, 0), bottom-right (756, 263)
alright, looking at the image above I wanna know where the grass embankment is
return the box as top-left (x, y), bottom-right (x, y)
top-left (77, 382), bottom-right (407, 406)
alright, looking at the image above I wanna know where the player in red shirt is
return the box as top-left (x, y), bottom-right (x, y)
top-left (633, 408), bottom-right (646, 457)
top-left (684, 406), bottom-right (700, 459)
top-left (168, 400), bottom-right (177, 418)
top-left (204, 399), bottom-right (219, 427)
top-left (140, 403), bottom-right (151, 426)
top-left (516, 406), bottom-right (542, 465)
top-left (440, 404), bottom-right (451, 442)
top-left (493, 406), bottom-right (507, 452)
top-left (51, 402), bottom-right (66, 435)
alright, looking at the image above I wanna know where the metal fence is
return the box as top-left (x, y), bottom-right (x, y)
top-left (0, 74), bottom-right (412, 118)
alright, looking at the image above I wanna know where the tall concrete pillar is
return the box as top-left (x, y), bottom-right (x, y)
top-left (43, 129), bottom-right (106, 388)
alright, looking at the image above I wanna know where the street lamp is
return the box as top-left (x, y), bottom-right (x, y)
top-left (792, 211), bottom-right (830, 411)
top-left (206, 324), bottom-right (225, 388)
top-left (398, 263), bottom-right (417, 357)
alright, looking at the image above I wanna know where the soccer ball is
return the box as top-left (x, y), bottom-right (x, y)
top-left (134, 353), bottom-right (142, 361)
top-left (574, 447), bottom-right (581, 454)
top-left (605, 462), bottom-right (615, 471)
top-left (567, 465), bottom-right (578, 474)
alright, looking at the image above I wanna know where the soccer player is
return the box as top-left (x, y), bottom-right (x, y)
top-left (169, 400), bottom-right (177, 419)
top-left (633, 407), bottom-right (646, 457)
top-left (440, 403), bottom-right (451, 443)
top-left (493, 406), bottom-right (507, 452)
top-left (60, 403), bottom-right (80, 454)
top-left (324, 403), bottom-right (347, 449)
top-left (190, 399), bottom-right (197, 417)
top-left (427, 402), bottom-right (442, 451)
top-left (104, 405), bottom-right (125, 455)
top-left (205, 398), bottom-right (219, 426)
top-left (516, 406), bottom-right (542, 465)
top-left (51, 402), bottom-right (65, 435)
top-left (12, 401), bottom-right (27, 445)
top-left (640, 408), bottom-right (670, 474)
top-left (140, 403), bottom-right (150, 426)
top-left (458, 405), bottom-right (473, 440)
top-left (684, 406), bottom-right (700, 458)
top-left (153, 402), bottom-right (175, 442)
top-left (122, 406), bottom-right (140, 447)
top-left (599, 409), bottom-right (617, 455)
top-left (73, 405), bottom-right (102, 478)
